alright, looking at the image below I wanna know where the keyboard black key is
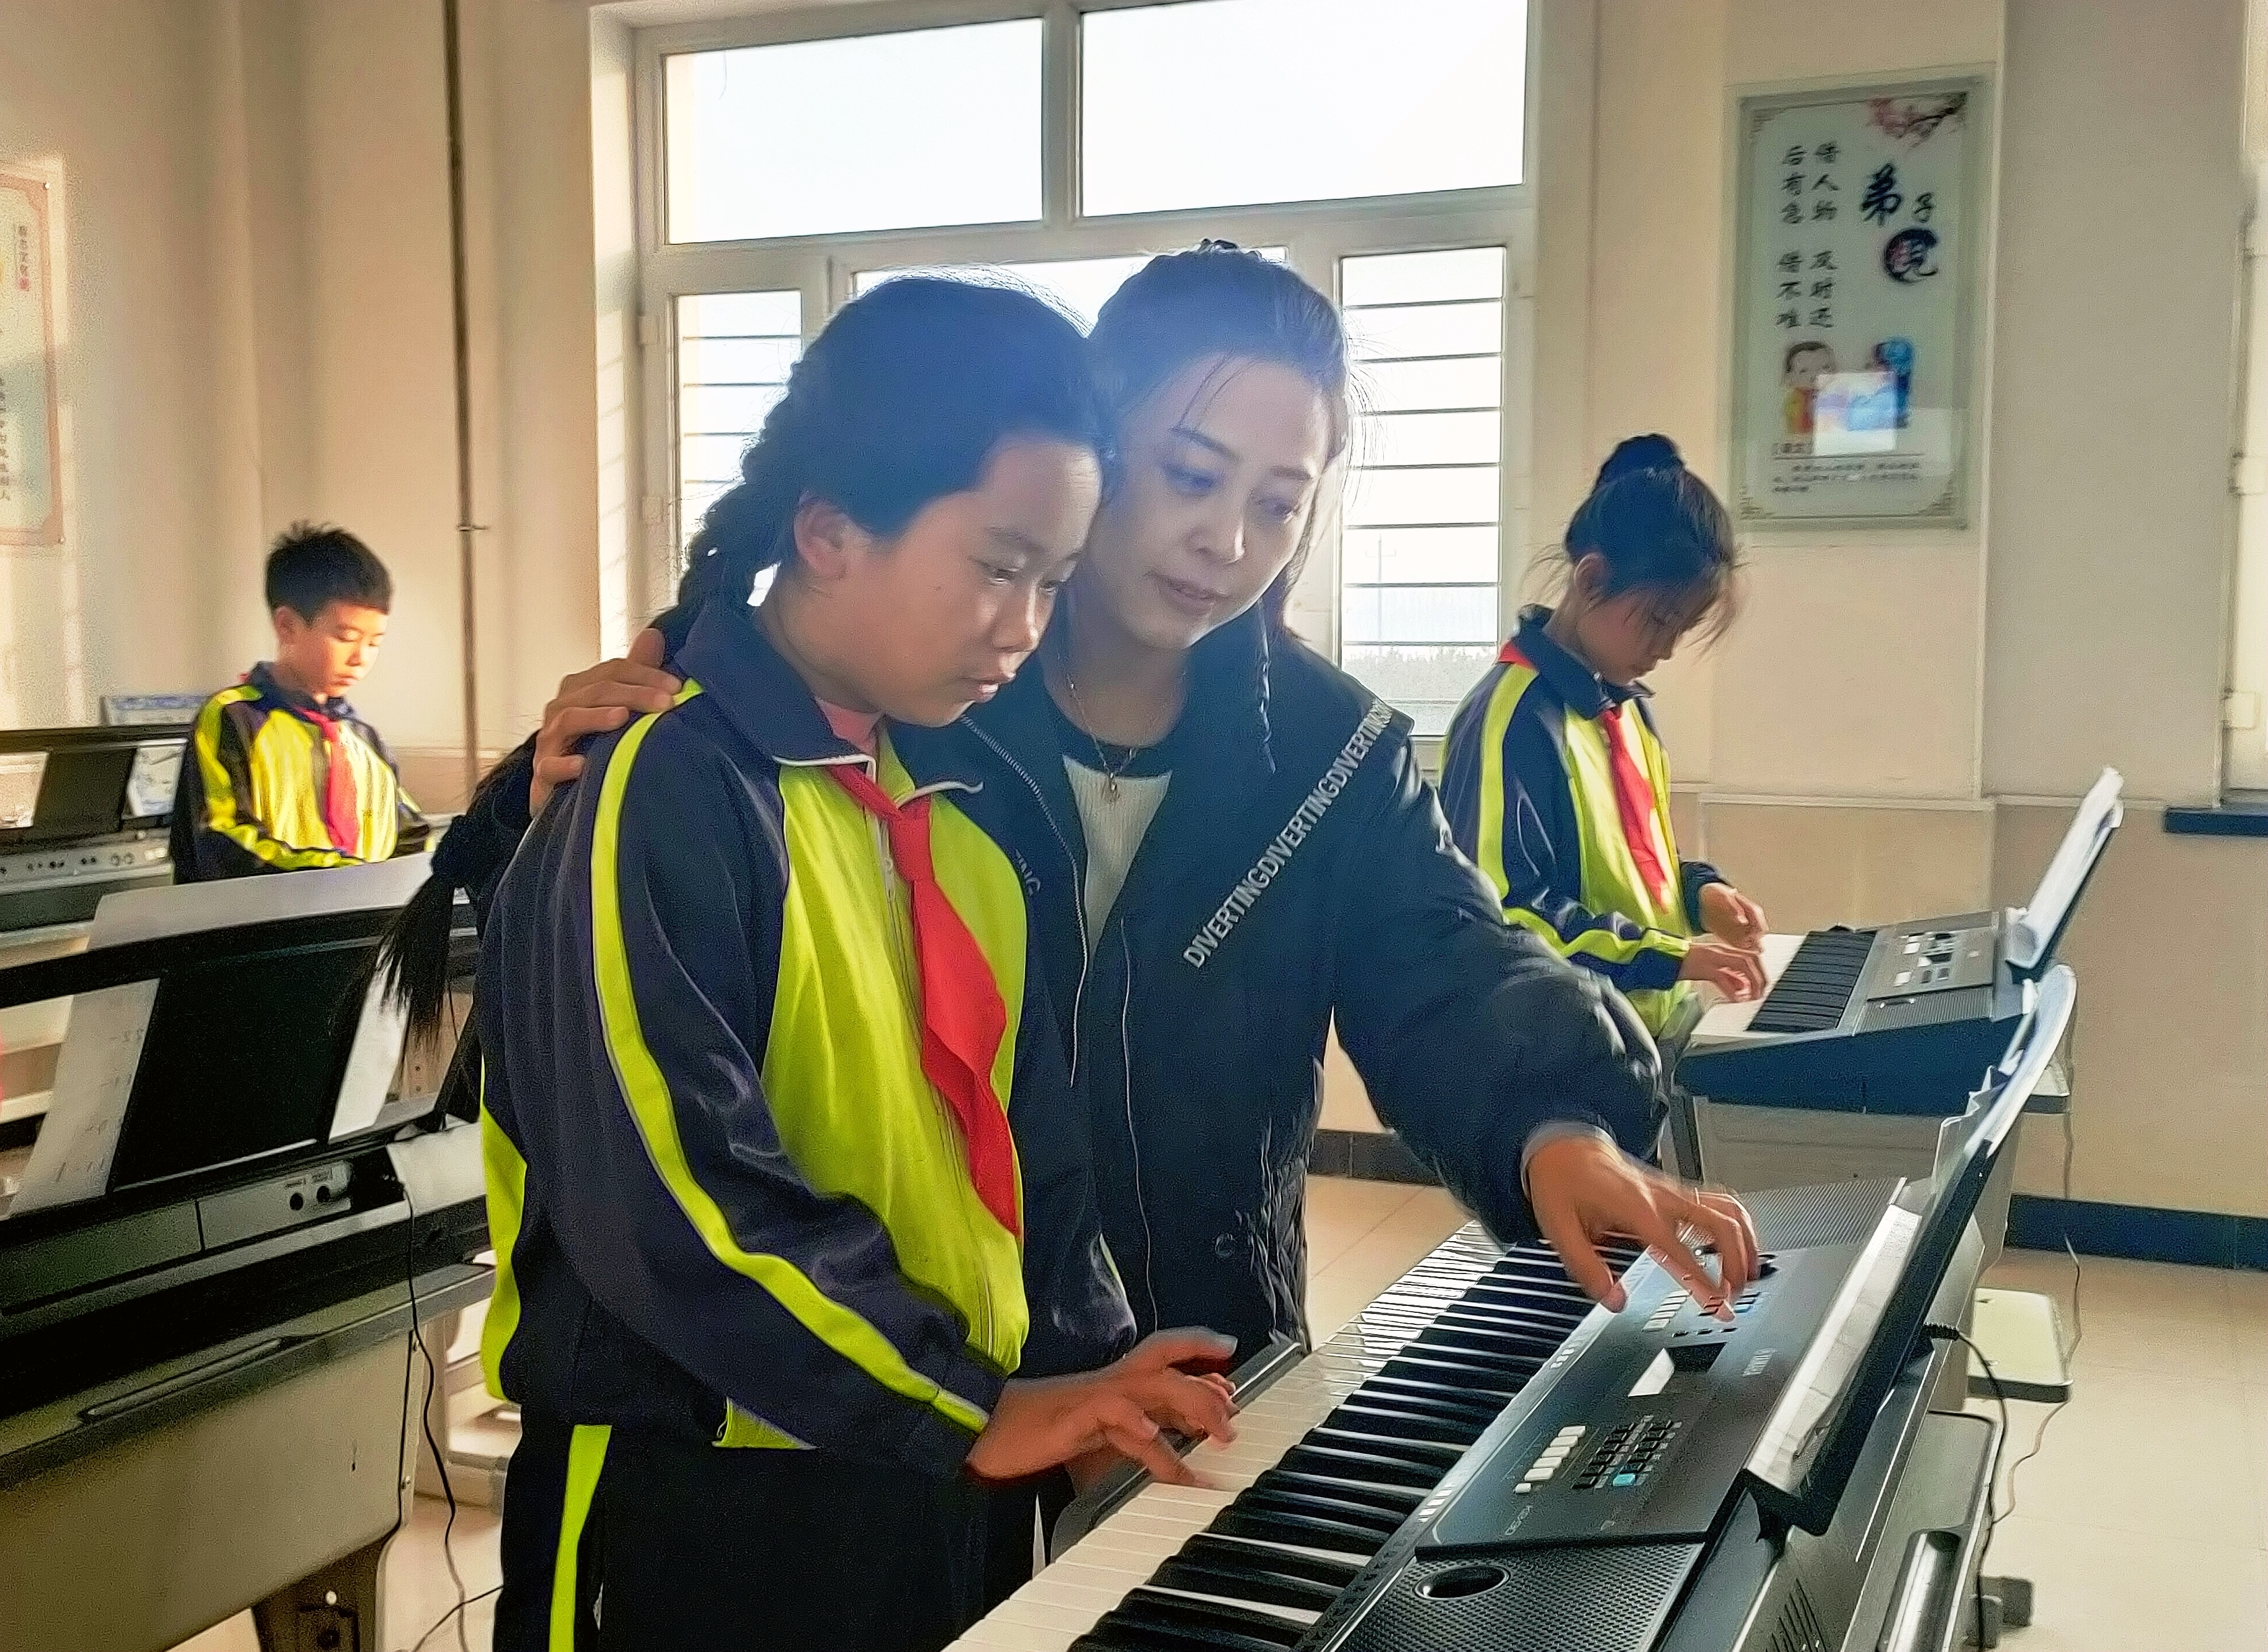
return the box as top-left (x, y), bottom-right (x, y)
top-left (1376, 1352), bottom-right (1528, 1393)
top-left (1280, 1442), bottom-right (1442, 1489)
top-left (1237, 1487), bottom-right (1404, 1536)
top-left (1150, 1556), bottom-right (1343, 1615)
top-left (1209, 1505), bottom-right (1380, 1557)
top-left (1329, 1398), bottom-right (1482, 1446)
top-left (1305, 1424), bottom-right (1463, 1468)
top-left (1073, 1611), bottom-right (1287, 1652)
top-left (1352, 1375), bottom-right (1506, 1421)
top-left (1116, 1589), bottom-right (1306, 1647)
top-left (1177, 1535), bottom-right (1361, 1591)
top-left (1251, 1468), bottom-right (1426, 1514)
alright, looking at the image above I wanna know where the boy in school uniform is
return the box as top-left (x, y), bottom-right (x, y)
top-left (172, 522), bottom-right (426, 881)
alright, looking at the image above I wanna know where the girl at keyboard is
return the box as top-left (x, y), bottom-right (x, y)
top-left (428, 248), bottom-right (1761, 1608)
top-left (444, 279), bottom-right (1236, 1652)
top-left (1439, 435), bottom-right (1772, 1039)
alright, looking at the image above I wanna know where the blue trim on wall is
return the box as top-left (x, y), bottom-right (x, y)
top-left (2007, 1193), bottom-right (2268, 1271)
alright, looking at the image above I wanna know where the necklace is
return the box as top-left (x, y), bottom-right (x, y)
top-left (1056, 662), bottom-right (1141, 801)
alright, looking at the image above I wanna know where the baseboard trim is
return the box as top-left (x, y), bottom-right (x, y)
top-left (2006, 1193), bottom-right (2268, 1272)
top-left (1311, 1128), bottom-right (1439, 1187)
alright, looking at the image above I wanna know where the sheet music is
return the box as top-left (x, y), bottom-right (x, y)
top-left (0, 751), bottom-right (47, 829)
top-left (2, 858), bottom-right (432, 1218)
top-left (2005, 768), bottom-right (2122, 971)
top-left (328, 971), bottom-right (410, 1141)
top-left (1746, 1202), bottom-right (1920, 1491)
top-left (88, 854), bottom-right (432, 948)
top-left (124, 741), bottom-right (184, 819)
top-left (4, 980), bottom-right (158, 1216)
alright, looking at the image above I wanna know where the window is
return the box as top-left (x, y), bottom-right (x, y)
top-left (1081, 0), bottom-right (1525, 216)
top-left (637, 3), bottom-right (1531, 727)
top-left (1340, 248), bottom-right (1508, 737)
top-left (663, 21), bottom-right (1042, 243)
top-left (853, 255), bottom-right (1156, 331)
top-left (675, 290), bottom-right (802, 554)
top-left (852, 249), bottom-right (1285, 331)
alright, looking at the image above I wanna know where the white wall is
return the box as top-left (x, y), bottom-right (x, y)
top-left (1983, 0), bottom-right (2244, 803)
top-left (1328, 0), bottom-right (2268, 1226)
top-left (0, 0), bottom-right (608, 806)
top-left (1567, 0), bottom-right (2260, 1222)
top-left (0, 0), bottom-right (262, 725)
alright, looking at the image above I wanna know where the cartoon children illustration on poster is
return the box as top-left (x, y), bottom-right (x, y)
top-left (1783, 340), bottom-right (1836, 437)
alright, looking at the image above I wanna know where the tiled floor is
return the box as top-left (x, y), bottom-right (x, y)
top-left (173, 1178), bottom-right (2266, 1651)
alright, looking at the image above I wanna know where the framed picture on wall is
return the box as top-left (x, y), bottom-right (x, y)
top-left (0, 170), bottom-right (61, 547)
top-left (1730, 75), bottom-right (1989, 530)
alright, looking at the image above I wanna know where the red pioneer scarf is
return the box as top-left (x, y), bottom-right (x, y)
top-left (1499, 641), bottom-right (1673, 906)
top-left (827, 765), bottom-right (1020, 1239)
top-left (299, 706), bottom-right (362, 857)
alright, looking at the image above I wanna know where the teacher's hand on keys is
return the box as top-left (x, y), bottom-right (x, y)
top-left (1527, 1133), bottom-right (1760, 1321)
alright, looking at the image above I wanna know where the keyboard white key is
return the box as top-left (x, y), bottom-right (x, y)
top-left (943, 1223), bottom-right (1544, 1652)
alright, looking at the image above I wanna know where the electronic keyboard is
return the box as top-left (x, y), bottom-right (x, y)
top-left (1677, 767), bottom-right (2121, 1112)
top-left (1677, 914), bottom-right (2028, 1111)
top-left (951, 1196), bottom-right (1994, 1652)
top-left (949, 1227), bottom-right (1631, 1651)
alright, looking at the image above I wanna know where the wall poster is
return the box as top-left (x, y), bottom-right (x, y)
top-left (1732, 77), bottom-right (1987, 529)
top-left (0, 171), bottom-right (61, 547)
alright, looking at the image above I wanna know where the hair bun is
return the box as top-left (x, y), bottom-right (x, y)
top-left (1596, 433), bottom-right (1684, 489)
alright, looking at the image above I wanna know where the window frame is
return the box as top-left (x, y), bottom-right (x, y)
top-left (629, 0), bottom-right (1537, 711)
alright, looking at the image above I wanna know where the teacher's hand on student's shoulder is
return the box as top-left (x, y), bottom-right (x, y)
top-left (968, 1328), bottom-right (1239, 1488)
top-left (1679, 936), bottom-right (1769, 1000)
top-left (532, 627), bottom-right (683, 815)
top-left (1527, 1133), bottom-right (1759, 1322)
top-left (1698, 882), bottom-right (1770, 950)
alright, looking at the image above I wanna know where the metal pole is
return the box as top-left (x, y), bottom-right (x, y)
top-left (443, 0), bottom-right (480, 800)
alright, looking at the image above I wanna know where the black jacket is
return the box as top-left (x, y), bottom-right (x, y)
top-left (900, 610), bottom-right (1663, 1357)
top-left (452, 610), bottom-right (1663, 1360)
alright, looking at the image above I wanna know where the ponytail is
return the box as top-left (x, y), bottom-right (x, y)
top-left (375, 748), bottom-right (533, 1048)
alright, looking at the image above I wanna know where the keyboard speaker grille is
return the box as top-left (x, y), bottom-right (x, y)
top-left (1744, 1180), bottom-right (1902, 1250)
top-left (1747, 928), bottom-right (1879, 1034)
top-left (1339, 1545), bottom-right (1699, 1652)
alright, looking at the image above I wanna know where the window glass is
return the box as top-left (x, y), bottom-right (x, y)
top-left (1339, 247), bottom-right (1508, 735)
top-left (666, 22), bottom-right (1042, 243)
top-left (1082, 0), bottom-right (1524, 217)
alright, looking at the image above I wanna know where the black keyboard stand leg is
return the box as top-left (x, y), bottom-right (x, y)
top-left (1664, 1084), bottom-right (1707, 1182)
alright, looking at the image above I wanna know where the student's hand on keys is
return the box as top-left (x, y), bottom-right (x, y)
top-left (530, 627), bottom-right (684, 815)
top-left (968, 1329), bottom-right (1239, 1487)
top-left (1679, 936), bottom-right (1769, 1000)
top-left (1697, 883), bottom-right (1770, 949)
top-left (1527, 1133), bottom-right (1760, 1323)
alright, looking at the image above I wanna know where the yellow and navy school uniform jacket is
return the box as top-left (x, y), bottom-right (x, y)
top-left (170, 663), bottom-right (424, 881)
top-left (1439, 607), bottom-right (1726, 1037)
top-left (476, 599), bottom-right (1133, 1479)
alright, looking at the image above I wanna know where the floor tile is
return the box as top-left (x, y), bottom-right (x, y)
top-left (1976, 1363), bottom-right (2263, 1547)
top-left (1977, 1513), bottom-right (2268, 1652)
top-left (1301, 1175), bottom-right (1419, 1274)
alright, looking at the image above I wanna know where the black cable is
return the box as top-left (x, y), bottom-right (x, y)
top-left (411, 1584), bottom-right (501, 1652)
top-left (2002, 1107), bottom-right (2084, 1526)
top-left (402, 1179), bottom-right (473, 1652)
top-left (1925, 1322), bottom-right (2007, 1651)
